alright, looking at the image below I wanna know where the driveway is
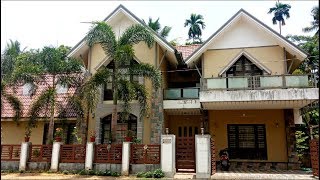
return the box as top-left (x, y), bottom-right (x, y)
top-left (211, 169), bottom-right (316, 179)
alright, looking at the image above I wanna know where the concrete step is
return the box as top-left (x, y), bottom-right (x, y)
top-left (174, 173), bottom-right (196, 179)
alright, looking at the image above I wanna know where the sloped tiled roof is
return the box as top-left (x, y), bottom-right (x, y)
top-left (1, 75), bottom-right (80, 119)
top-left (175, 44), bottom-right (201, 60)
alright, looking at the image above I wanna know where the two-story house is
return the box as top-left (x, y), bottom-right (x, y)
top-left (1, 4), bottom-right (318, 171)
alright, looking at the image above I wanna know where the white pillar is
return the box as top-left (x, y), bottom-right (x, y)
top-left (121, 142), bottom-right (131, 176)
top-left (195, 134), bottom-right (211, 179)
top-left (85, 142), bottom-right (95, 170)
top-left (19, 142), bottom-right (31, 171)
top-left (294, 108), bottom-right (303, 124)
top-left (161, 134), bottom-right (175, 178)
top-left (50, 142), bottom-right (62, 172)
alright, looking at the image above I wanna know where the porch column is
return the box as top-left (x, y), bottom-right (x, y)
top-left (19, 142), bottom-right (31, 171)
top-left (161, 134), bottom-right (176, 178)
top-left (85, 142), bottom-right (95, 170)
top-left (121, 142), bottom-right (131, 176)
top-left (195, 134), bottom-right (211, 178)
top-left (50, 142), bottom-right (62, 172)
top-left (284, 109), bottom-right (300, 169)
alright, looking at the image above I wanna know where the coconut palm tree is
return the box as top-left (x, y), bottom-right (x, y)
top-left (303, 6), bottom-right (319, 36)
top-left (268, 1), bottom-right (291, 35)
top-left (184, 13), bottom-right (206, 43)
top-left (84, 21), bottom-right (161, 143)
top-left (11, 45), bottom-right (83, 144)
top-left (144, 17), bottom-right (172, 39)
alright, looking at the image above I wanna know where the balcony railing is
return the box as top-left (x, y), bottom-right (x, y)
top-left (164, 87), bottom-right (200, 100)
top-left (202, 74), bottom-right (316, 90)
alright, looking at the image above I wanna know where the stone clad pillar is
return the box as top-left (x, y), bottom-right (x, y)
top-left (284, 109), bottom-right (300, 169)
top-left (19, 142), bottom-right (31, 171)
top-left (121, 142), bottom-right (131, 176)
top-left (85, 142), bottom-right (95, 170)
top-left (161, 134), bottom-right (175, 177)
top-left (195, 134), bottom-right (211, 178)
top-left (50, 142), bottom-right (62, 172)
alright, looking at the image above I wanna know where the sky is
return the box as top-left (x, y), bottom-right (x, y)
top-left (1, 1), bottom-right (318, 52)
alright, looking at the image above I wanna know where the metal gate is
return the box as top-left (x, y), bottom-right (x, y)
top-left (176, 137), bottom-right (195, 172)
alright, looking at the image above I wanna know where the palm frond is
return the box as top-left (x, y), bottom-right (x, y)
top-left (160, 26), bottom-right (172, 39)
top-left (117, 79), bottom-right (135, 120)
top-left (131, 81), bottom-right (148, 117)
top-left (115, 45), bottom-right (135, 67)
top-left (87, 21), bottom-right (117, 58)
top-left (119, 24), bottom-right (154, 48)
top-left (3, 93), bottom-right (23, 124)
top-left (129, 63), bottom-right (161, 90)
top-left (28, 87), bottom-right (56, 128)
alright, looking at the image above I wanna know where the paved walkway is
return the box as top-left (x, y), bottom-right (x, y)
top-left (211, 169), bottom-right (317, 179)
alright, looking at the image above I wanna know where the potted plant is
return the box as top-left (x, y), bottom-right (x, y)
top-left (89, 130), bottom-right (96, 142)
top-left (54, 128), bottom-right (63, 142)
top-left (24, 128), bottom-right (32, 142)
top-left (125, 130), bottom-right (133, 142)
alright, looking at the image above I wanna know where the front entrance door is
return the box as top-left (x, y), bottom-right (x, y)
top-left (176, 126), bottom-right (198, 172)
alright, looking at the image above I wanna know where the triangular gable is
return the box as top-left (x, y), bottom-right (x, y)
top-left (218, 50), bottom-right (272, 76)
top-left (67, 4), bottom-right (178, 65)
top-left (185, 9), bottom-right (309, 66)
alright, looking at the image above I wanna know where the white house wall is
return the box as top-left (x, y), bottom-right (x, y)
top-left (207, 18), bottom-right (278, 50)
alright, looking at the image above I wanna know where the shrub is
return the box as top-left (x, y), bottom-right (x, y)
top-left (111, 172), bottom-right (120, 177)
top-left (153, 169), bottom-right (164, 178)
top-left (136, 172), bottom-right (145, 177)
top-left (104, 170), bottom-right (112, 176)
top-left (19, 170), bottom-right (25, 173)
top-left (96, 171), bottom-right (104, 176)
top-left (78, 169), bottom-right (87, 175)
top-left (144, 171), bottom-right (153, 178)
top-left (62, 170), bottom-right (69, 175)
top-left (87, 170), bottom-right (95, 175)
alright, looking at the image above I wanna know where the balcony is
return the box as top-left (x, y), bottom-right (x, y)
top-left (202, 74), bottom-right (316, 90)
top-left (163, 87), bottom-right (201, 111)
top-left (164, 87), bottom-right (200, 100)
top-left (200, 74), bottom-right (318, 110)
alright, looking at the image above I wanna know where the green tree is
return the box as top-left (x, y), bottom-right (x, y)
top-left (303, 6), bottom-right (319, 36)
top-left (143, 17), bottom-right (172, 39)
top-left (268, 1), bottom-right (291, 35)
top-left (83, 22), bottom-right (161, 143)
top-left (286, 35), bottom-right (319, 76)
top-left (184, 13), bottom-right (205, 43)
top-left (11, 45), bottom-right (83, 144)
top-left (1, 40), bottom-right (26, 81)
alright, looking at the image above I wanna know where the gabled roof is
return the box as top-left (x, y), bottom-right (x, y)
top-left (67, 4), bottom-right (178, 65)
top-left (185, 9), bottom-right (309, 66)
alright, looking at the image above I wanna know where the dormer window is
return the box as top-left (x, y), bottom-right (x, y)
top-left (22, 83), bottom-right (35, 96)
top-left (56, 84), bottom-right (68, 94)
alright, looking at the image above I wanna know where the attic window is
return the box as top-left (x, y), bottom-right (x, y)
top-left (22, 83), bottom-right (34, 96)
top-left (56, 84), bottom-right (68, 94)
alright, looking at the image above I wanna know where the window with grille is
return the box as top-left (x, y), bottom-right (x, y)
top-left (227, 124), bottom-right (267, 160)
top-left (226, 55), bottom-right (263, 89)
top-left (103, 60), bottom-right (140, 100)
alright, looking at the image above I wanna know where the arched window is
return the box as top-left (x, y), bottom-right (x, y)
top-left (100, 113), bottom-right (137, 144)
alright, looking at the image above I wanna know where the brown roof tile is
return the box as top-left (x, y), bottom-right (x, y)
top-left (175, 44), bottom-right (201, 60)
top-left (2, 75), bottom-right (80, 119)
